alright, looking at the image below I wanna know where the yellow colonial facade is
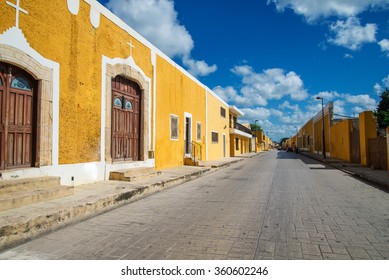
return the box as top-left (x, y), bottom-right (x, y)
top-left (229, 106), bottom-right (252, 157)
top-left (0, 0), bottom-right (246, 185)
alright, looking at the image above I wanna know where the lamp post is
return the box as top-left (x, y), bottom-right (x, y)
top-left (316, 97), bottom-right (326, 159)
top-left (294, 125), bottom-right (298, 149)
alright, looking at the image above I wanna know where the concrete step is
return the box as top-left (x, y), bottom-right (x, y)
top-left (0, 185), bottom-right (74, 212)
top-left (109, 167), bottom-right (161, 182)
top-left (0, 176), bottom-right (61, 194)
top-left (184, 157), bottom-right (200, 166)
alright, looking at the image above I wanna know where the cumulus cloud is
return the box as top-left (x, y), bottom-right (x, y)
top-left (328, 17), bottom-right (377, 50)
top-left (378, 39), bottom-right (389, 57)
top-left (231, 66), bottom-right (308, 102)
top-left (374, 74), bottom-right (389, 95)
top-left (344, 94), bottom-right (377, 110)
top-left (105, 0), bottom-right (216, 77)
top-left (314, 91), bottom-right (342, 101)
top-left (279, 101), bottom-right (299, 111)
top-left (182, 56), bottom-right (217, 77)
top-left (267, 0), bottom-right (389, 22)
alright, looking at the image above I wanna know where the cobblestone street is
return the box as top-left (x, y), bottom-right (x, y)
top-left (0, 151), bottom-right (388, 260)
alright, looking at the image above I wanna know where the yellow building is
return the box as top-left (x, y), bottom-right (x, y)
top-left (0, 0), bottom-right (245, 185)
top-left (299, 118), bottom-right (314, 152)
top-left (313, 102), bottom-right (333, 157)
top-left (229, 106), bottom-right (252, 156)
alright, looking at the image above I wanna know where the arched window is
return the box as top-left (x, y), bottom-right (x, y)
top-left (11, 76), bottom-right (32, 91)
top-left (0, 78), bottom-right (3, 86)
top-left (124, 100), bottom-right (133, 110)
top-left (113, 97), bottom-right (122, 108)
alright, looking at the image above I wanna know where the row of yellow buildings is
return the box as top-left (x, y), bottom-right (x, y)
top-left (285, 102), bottom-right (389, 171)
top-left (0, 0), bottom-right (272, 185)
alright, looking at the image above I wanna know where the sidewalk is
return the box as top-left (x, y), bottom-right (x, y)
top-left (0, 153), bottom-right (259, 251)
top-left (300, 151), bottom-right (389, 190)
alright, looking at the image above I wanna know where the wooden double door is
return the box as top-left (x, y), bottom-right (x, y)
top-left (0, 62), bottom-right (38, 170)
top-left (111, 75), bottom-right (142, 162)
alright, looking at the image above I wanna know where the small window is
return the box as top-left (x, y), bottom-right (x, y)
top-left (11, 76), bottom-right (32, 91)
top-left (170, 115), bottom-right (179, 140)
top-left (220, 107), bottom-right (226, 118)
top-left (196, 122), bottom-right (202, 141)
top-left (125, 100), bottom-right (133, 110)
top-left (211, 131), bottom-right (219, 143)
top-left (235, 138), bottom-right (239, 150)
top-left (114, 97), bottom-right (122, 108)
top-left (0, 78), bottom-right (3, 86)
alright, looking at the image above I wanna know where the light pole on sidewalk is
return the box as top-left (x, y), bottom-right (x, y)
top-left (316, 97), bottom-right (326, 159)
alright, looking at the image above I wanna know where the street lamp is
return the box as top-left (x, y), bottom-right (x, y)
top-left (316, 97), bottom-right (326, 159)
top-left (294, 125), bottom-right (298, 149)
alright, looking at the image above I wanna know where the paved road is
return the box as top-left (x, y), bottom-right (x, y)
top-left (0, 151), bottom-right (388, 260)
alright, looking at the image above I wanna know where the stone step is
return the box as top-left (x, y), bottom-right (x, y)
top-left (0, 185), bottom-right (74, 212)
top-left (0, 176), bottom-right (61, 195)
top-left (109, 167), bottom-right (161, 182)
top-left (184, 157), bottom-right (200, 166)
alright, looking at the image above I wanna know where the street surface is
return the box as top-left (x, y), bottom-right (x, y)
top-left (0, 151), bottom-right (388, 259)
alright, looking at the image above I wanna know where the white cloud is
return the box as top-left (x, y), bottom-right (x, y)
top-left (374, 74), bottom-right (389, 95)
top-left (212, 86), bottom-right (238, 103)
top-left (378, 39), bottom-right (389, 57)
top-left (344, 53), bottom-right (354, 59)
top-left (314, 91), bottom-right (342, 100)
top-left (328, 17), bottom-right (377, 50)
top-left (105, 0), bottom-right (216, 77)
top-left (345, 94), bottom-right (377, 110)
top-left (232, 66), bottom-right (308, 102)
top-left (267, 0), bottom-right (389, 22)
top-left (240, 107), bottom-right (272, 121)
top-left (182, 56), bottom-right (217, 77)
top-left (374, 83), bottom-right (383, 95)
top-left (279, 101), bottom-right (299, 111)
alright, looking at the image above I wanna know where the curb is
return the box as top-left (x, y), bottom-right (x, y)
top-left (0, 167), bottom-right (212, 251)
top-left (1, 163), bottom-right (234, 251)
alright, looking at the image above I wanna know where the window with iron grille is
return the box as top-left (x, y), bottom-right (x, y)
top-left (211, 131), bottom-right (219, 143)
top-left (197, 122), bottom-right (202, 141)
top-left (170, 115), bottom-right (179, 140)
top-left (220, 107), bottom-right (226, 118)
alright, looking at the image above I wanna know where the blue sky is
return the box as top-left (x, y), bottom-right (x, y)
top-left (97, 0), bottom-right (389, 141)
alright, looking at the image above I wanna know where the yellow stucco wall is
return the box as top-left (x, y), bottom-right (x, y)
top-left (1, 0), bottom-right (153, 164)
top-left (300, 119), bottom-right (314, 152)
top-left (329, 119), bottom-right (352, 162)
top-left (206, 91), bottom-right (229, 160)
top-left (359, 111), bottom-right (377, 166)
top-left (155, 56), bottom-right (206, 169)
top-left (313, 114), bottom-right (330, 156)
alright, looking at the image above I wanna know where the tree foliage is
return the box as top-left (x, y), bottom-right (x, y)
top-left (374, 88), bottom-right (389, 129)
top-left (250, 123), bottom-right (263, 131)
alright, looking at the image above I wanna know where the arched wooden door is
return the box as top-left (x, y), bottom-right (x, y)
top-left (111, 75), bottom-right (141, 162)
top-left (0, 62), bottom-right (37, 170)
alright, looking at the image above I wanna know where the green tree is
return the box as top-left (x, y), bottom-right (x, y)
top-left (374, 88), bottom-right (389, 129)
top-left (250, 123), bottom-right (263, 131)
top-left (279, 137), bottom-right (289, 144)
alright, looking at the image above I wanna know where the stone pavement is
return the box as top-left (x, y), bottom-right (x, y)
top-left (0, 153), bottom-right (257, 251)
top-left (300, 151), bottom-right (389, 190)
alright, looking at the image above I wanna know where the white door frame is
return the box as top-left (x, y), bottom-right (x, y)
top-left (184, 112), bottom-right (192, 157)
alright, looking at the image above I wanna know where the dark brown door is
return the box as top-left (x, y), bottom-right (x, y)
top-left (0, 62), bottom-right (36, 170)
top-left (111, 75), bottom-right (141, 162)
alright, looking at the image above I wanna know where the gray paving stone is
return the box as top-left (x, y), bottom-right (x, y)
top-left (1, 152), bottom-right (388, 260)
